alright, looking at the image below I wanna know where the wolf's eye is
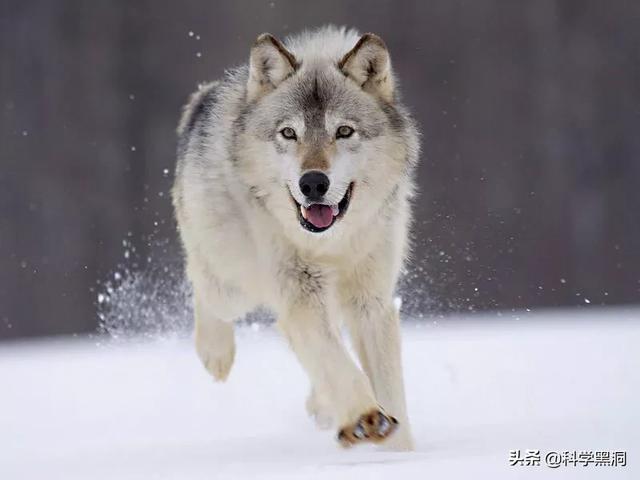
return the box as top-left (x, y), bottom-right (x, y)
top-left (280, 127), bottom-right (297, 140)
top-left (336, 125), bottom-right (354, 139)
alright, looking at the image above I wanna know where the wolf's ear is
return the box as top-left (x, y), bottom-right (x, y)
top-left (338, 33), bottom-right (394, 103)
top-left (247, 33), bottom-right (297, 102)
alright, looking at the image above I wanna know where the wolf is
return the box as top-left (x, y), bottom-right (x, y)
top-left (172, 26), bottom-right (419, 450)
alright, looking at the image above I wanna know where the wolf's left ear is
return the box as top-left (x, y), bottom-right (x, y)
top-left (338, 33), bottom-right (394, 103)
top-left (247, 33), bottom-right (297, 102)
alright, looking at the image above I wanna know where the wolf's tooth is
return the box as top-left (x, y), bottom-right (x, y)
top-left (300, 205), bottom-right (307, 219)
top-left (331, 205), bottom-right (339, 217)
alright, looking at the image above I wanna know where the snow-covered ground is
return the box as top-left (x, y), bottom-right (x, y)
top-left (1, 308), bottom-right (638, 479)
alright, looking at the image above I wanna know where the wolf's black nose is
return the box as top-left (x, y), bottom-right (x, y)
top-left (299, 171), bottom-right (330, 201)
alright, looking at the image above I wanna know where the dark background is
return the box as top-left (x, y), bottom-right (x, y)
top-left (1, 0), bottom-right (639, 340)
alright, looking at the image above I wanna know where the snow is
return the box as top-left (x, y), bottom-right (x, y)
top-left (1, 308), bottom-right (638, 479)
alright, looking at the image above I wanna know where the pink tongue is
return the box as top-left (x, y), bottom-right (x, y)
top-left (305, 204), bottom-right (334, 228)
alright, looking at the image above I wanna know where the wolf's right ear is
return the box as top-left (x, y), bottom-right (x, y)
top-left (247, 34), bottom-right (297, 102)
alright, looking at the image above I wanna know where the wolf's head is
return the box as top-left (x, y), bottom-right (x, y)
top-left (236, 27), bottom-right (418, 239)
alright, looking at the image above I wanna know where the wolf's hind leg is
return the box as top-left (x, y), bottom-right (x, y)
top-left (193, 288), bottom-right (240, 382)
top-left (306, 386), bottom-right (334, 430)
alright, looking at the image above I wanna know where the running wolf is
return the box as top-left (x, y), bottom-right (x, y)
top-left (172, 26), bottom-right (420, 450)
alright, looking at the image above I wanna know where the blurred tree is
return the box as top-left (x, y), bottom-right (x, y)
top-left (0, 0), bottom-right (639, 339)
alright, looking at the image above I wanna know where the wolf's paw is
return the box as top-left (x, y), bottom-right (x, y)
top-left (196, 336), bottom-right (235, 381)
top-left (337, 409), bottom-right (399, 448)
top-left (306, 388), bottom-right (334, 430)
top-left (195, 323), bottom-right (235, 382)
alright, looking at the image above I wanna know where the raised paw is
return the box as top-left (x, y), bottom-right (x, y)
top-left (337, 409), bottom-right (399, 448)
top-left (198, 342), bottom-right (235, 381)
top-left (195, 321), bottom-right (235, 382)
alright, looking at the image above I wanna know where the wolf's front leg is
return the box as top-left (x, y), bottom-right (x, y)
top-left (343, 299), bottom-right (414, 451)
top-left (278, 300), bottom-right (398, 446)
